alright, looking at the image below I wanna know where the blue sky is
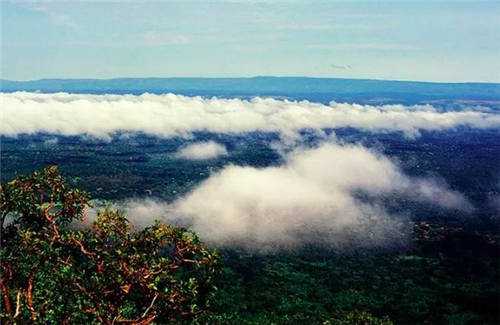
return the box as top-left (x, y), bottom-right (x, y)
top-left (2, 1), bottom-right (499, 82)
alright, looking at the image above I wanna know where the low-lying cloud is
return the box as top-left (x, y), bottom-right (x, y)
top-left (175, 141), bottom-right (227, 160)
top-left (2, 92), bottom-right (499, 139)
top-left (119, 143), bottom-right (470, 250)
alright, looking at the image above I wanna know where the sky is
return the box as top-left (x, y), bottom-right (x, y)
top-left (1, 0), bottom-right (499, 82)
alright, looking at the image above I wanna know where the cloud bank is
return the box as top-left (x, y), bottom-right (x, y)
top-left (120, 143), bottom-right (470, 250)
top-left (175, 141), bottom-right (227, 160)
top-left (2, 92), bottom-right (499, 139)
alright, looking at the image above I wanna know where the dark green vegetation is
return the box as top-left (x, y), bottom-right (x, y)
top-left (1, 167), bottom-right (499, 324)
top-left (0, 132), bottom-right (282, 202)
top-left (207, 223), bottom-right (499, 324)
top-left (0, 167), bottom-right (219, 323)
top-left (2, 128), bottom-right (499, 218)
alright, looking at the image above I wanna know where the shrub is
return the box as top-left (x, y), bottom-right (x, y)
top-left (0, 166), bottom-right (220, 323)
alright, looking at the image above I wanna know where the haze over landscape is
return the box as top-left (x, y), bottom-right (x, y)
top-left (1, 1), bottom-right (500, 323)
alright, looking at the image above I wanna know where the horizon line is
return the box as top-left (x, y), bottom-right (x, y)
top-left (2, 75), bottom-right (500, 85)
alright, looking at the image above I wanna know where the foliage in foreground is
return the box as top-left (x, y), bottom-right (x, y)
top-left (0, 166), bottom-right (220, 323)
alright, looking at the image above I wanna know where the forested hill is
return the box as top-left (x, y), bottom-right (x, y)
top-left (2, 77), bottom-right (500, 104)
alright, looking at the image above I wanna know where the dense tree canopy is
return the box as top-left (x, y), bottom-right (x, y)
top-left (0, 166), bottom-right (220, 323)
top-left (1, 166), bottom-right (498, 324)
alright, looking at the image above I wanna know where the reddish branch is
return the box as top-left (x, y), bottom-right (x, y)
top-left (71, 237), bottom-right (96, 257)
top-left (27, 274), bottom-right (36, 320)
top-left (115, 312), bottom-right (157, 325)
top-left (0, 277), bottom-right (13, 315)
top-left (75, 283), bottom-right (108, 324)
top-left (40, 203), bottom-right (62, 243)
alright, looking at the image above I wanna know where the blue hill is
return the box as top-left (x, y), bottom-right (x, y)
top-left (2, 76), bottom-right (500, 105)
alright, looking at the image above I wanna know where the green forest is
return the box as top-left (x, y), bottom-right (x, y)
top-left (1, 167), bottom-right (499, 324)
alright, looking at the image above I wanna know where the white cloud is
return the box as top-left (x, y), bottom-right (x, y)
top-left (308, 43), bottom-right (421, 51)
top-left (118, 143), bottom-right (470, 250)
top-left (175, 141), bottom-right (227, 160)
top-left (2, 92), bottom-right (499, 139)
top-left (331, 64), bottom-right (352, 70)
top-left (43, 137), bottom-right (59, 146)
top-left (142, 31), bottom-right (190, 46)
top-left (23, 2), bottom-right (79, 30)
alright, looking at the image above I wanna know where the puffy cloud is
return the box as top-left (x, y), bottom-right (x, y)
top-left (175, 141), bottom-right (227, 160)
top-left (2, 92), bottom-right (499, 139)
top-left (118, 143), bottom-right (470, 250)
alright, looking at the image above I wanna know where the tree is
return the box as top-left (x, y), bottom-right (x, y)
top-left (0, 166), bottom-right (220, 323)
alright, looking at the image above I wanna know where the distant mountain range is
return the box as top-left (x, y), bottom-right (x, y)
top-left (2, 77), bottom-right (500, 105)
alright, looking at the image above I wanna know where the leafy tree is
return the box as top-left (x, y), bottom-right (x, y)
top-left (0, 166), bottom-right (220, 323)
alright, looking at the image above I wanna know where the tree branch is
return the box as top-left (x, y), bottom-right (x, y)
top-left (141, 293), bottom-right (158, 318)
top-left (0, 277), bottom-right (13, 315)
top-left (14, 290), bottom-right (22, 318)
top-left (27, 274), bottom-right (36, 320)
